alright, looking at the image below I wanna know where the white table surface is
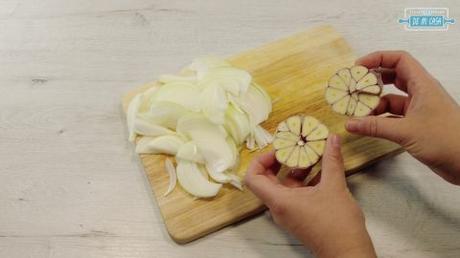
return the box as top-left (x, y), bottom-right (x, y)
top-left (1, 1), bottom-right (460, 257)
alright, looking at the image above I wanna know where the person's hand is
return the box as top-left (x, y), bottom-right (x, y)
top-left (245, 135), bottom-right (376, 258)
top-left (346, 51), bottom-right (460, 185)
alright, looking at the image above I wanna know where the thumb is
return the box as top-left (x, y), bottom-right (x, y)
top-left (346, 116), bottom-right (406, 145)
top-left (320, 134), bottom-right (346, 188)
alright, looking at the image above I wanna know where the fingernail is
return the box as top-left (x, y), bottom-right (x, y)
top-left (330, 134), bottom-right (340, 147)
top-left (346, 119), bottom-right (361, 132)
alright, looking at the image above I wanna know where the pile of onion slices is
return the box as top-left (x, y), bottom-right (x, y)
top-left (126, 57), bottom-right (272, 198)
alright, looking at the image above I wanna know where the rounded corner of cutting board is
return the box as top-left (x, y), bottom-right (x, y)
top-left (165, 224), bottom-right (200, 244)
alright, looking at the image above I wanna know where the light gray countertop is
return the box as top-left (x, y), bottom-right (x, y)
top-left (1, 1), bottom-right (460, 257)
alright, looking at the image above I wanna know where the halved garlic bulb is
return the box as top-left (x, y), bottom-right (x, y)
top-left (325, 65), bottom-right (383, 117)
top-left (273, 115), bottom-right (329, 168)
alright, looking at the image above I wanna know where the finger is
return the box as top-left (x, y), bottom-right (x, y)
top-left (282, 168), bottom-right (312, 188)
top-left (254, 150), bottom-right (278, 170)
top-left (372, 94), bottom-right (409, 116)
top-left (245, 152), bottom-right (284, 205)
top-left (374, 68), bottom-right (396, 85)
top-left (245, 151), bottom-right (280, 183)
top-left (372, 67), bottom-right (408, 92)
top-left (320, 134), bottom-right (346, 188)
top-left (356, 51), bottom-right (428, 94)
top-left (345, 116), bottom-right (407, 145)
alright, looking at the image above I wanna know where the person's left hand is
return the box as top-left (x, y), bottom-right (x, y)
top-left (244, 134), bottom-right (376, 258)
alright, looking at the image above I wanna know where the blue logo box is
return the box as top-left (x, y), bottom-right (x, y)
top-left (399, 8), bottom-right (455, 31)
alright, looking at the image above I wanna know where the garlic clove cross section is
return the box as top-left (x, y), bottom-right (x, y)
top-left (273, 115), bottom-right (329, 169)
top-left (325, 65), bottom-right (383, 117)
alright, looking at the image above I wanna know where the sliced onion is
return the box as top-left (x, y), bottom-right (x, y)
top-left (224, 103), bottom-right (251, 145)
top-left (254, 125), bottom-right (273, 149)
top-left (138, 101), bottom-right (189, 129)
top-left (227, 173), bottom-right (243, 191)
top-left (199, 67), bottom-right (251, 96)
top-left (189, 56), bottom-right (231, 80)
top-left (127, 94), bottom-right (143, 142)
top-left (135, 135), bottom-right (184, 155)
top-left (126, 56), bottom-right (274, 198)
top-left (229, 84), bottom-right (272, 126)
top-left (151, 82), bottom-right (202, 112)
top-left (138, 85), bottom-right (161, 112)
top-left (200, 84), bottom-right (228, 125)
top-left (206, 164), bottom-right (231, 183)
top-left (206, 138), bottom-right (238, 183)
top-left (176, 159), bottom-right (222, 198)
top-left (163, 158), bottom-right (177, 196)
top-left (176, 141), bottom-right (205, 164)
top-left (177, 114), bottom-right (233, 173)
top-left (246, 133), bottom-right (256, 150)
top-left (134, 118), bottom-right (174, 137)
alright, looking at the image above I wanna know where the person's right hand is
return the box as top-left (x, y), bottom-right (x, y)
top-left (346, 51), bottom-right (460, 185)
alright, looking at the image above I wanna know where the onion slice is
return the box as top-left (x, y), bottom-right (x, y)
top-left (177, 114), bottom-right (234, 174)
top-left (135, 135), bottom-right (185, 155)
top-left (200, 67), bottom-right (251, 96)
top-left (224, 103), bottom-right (251, 145)
top-left (134, 118), bottom-right (174, 137)
top-left (163, 158), bottom-right (177, 196)
top-left (188, 56), bottom-right (231, 80)
top-left (254, 125), bottom-right (273, 149)
top-left (151, 82), bottom-right (202, 112)
top-left (176, 141), bottom-right (205, 164)
top-left (176, 160), bottom-right (222, 198)
top-left (230, 84), bottom-right (272, 126)
top-left (200, 84), bottom-right (228, 125)
top-left (127, 94), bottom-right (142, 142)
top-left (138, 101), bottom-right (190, 129)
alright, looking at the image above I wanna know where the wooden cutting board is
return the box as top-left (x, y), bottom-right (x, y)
top-left (122, 25), bottom-right (403, 244)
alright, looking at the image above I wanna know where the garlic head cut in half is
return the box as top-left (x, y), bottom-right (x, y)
top-left (273, 115), bottom-right (329, 169)
top-left (325, 65), bottom-right (383, 117)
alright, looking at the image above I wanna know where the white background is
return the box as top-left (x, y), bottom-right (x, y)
top-left (1, 1), bottom-right (460, 257)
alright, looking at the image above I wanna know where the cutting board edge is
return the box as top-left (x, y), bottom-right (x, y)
top-left (166, 204), bottom-right (267, 244)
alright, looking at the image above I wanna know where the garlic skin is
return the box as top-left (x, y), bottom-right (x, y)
top-left (273, 115), bottom-right (329, 169)
top-left (325, 65), bottom-right (383, 117)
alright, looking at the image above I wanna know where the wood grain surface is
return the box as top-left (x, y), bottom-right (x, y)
top-left (2, 1), bottom-right (460, 257)
top-left (122, 25), bottom-right (402, 243)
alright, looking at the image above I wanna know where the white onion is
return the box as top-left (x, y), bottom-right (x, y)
top-left (163, 158), bottom-right (177, 197)
top-left (200, 84), bottom-right (228, 125)
top-left (176, 142), bottom-right (205, 164)
top-left (134, 118), bottom-right (174, 137)
top-left (127, 94), bottom-right (143, 142)
top-left (135, 135), bottom-right (184, 155)
top-left (177, 114), bottom-right (234, 174)
top-left (151, 82), bottom-right (202, 112)
top-left (127, 56), bottom-right (273, 198)
top-left (176, 160), bottom-right (222, 198)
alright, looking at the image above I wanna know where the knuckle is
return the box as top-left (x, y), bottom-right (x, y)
top-left (366, 117), bottom-right (379, 137)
